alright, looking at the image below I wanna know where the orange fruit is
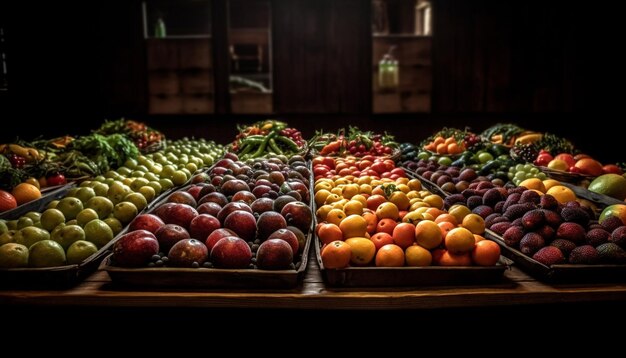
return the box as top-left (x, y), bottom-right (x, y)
top-left (318, 223), bottom-right (343, 245)
top-left (375, 244), bottom-right (405, 267)
top-left (351, 194), bottom-right (368, 207)
top-left (474, 234), bottom-right (485, 243)
top-left (11, 183), bottom-right (41, 205)
top-left (546, 185), bottom-right (576, 204)
top-left (339, 214), bottom-right (367, 239)
top-left (366, 194), bottom-right (387, 211)
top-left (423, 195), bottom-right (444, 209)
top-left (342, 184), bottom-right (359, 199)
top-left (575, 158), bottom-right (604, 176)
top-left (24, 177), bottom-right (40, 189)
top-left (392, 222), bottom-right (416, 249)
top-left (314, 189), bottom-right (332, 207)
top-left (343, 200), bottom-right (363, 216)
top-left (542, 179), bottom-right (561, 191)
top-left (438, 251), bottom-right (472, 266)
top-left (376, 202), bottom-right (399, 220)
top-left (445, 227), bottom-right (476, 254)
top-left (414, 220), bottom-right (442, 249)
top-left (321, 241), bottom-right (352, 269)
top-left (376, 218), bottom-right (397, 235)
top-left (370, 232), bottom-right (394, 251)
top-left (438, 221), bottom-right (455, 239)
top-left (388, 192), bottom-right (410, 211)
top-left (461, 213), bottom-right (485, 234)
top-left (405, 245), bottom-right (432, 266)
top-left (0, 190), bottom-right (18, 212)
top-left (407, 179), bottom-right (422, 191)
top-left (326, 208), bottom-right (346, 226)
top-left (345, 237), bottom-right (376, 265)
top-left (448, 204), bottom-right (472, 224)
top-left (434, 213), bottom-right (457, 226)
top-left (471, 240), bottom-right (501, 266)
top-left (518, 178), bottom-right (546, 193)
top-left (362, 211), bottom-right (378, 234)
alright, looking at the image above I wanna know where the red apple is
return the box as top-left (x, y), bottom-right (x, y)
top-left (191, 173), bottom-right (209, 184)
top-left (198, 184), bottom-right (217, 200)
top-left (286, 226), bottom-right (306, 254)
top-left (281, 202), bottom-right (313, 233)
top-left (167, 191), bottom-right (197, 208)
top-left (555, 153), bottom-right (576, 168)
top-left (267, 228), bottom-right (299, 255)
top-left (252, 185), bottom-right (272, 198)
top-left (158, 203), bottom-right (198, 229)
top-left (231, 191), bottom-right (256, 205)
top-left (155, 224), bottom-right (190, 253)
top-left (189, 214), bottom-right (221, 241)
top-left (210, 237), bottom-right (252, 269)
top-left (220, 179), bottom-right (250, 196)
top-left (214, 158), bottom-right (235, 170)
top-left (128, 214), bottom-right (164, 234)
top-left (168, 239), bottom-right (209, 267)
top-left (198, 192), bottom-right (229, 207)
top-left (206, 228), bottom-right (237, 252)
top-left (250, 198), bottom-right (274, 214)
top-left (224, 211), bottom-right (257, 241)
top-left (112, 230), bottom-right (159, 267)
top-left (256, 211), bottom-right (287, 241)
top-left (186, 185), bottom-right (203, 200)
top-left (217, 202), bottom-right (253, 223)
top-left (197, 202), bottom-right (222, 217)
top-left (256, 239), bottom-right (293, 270)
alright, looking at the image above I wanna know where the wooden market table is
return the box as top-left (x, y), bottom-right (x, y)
top-left (2, 252), bottom-right (626, 310)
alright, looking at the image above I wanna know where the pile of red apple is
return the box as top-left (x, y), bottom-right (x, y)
top-left (111, 153), bottom-right (313, 270)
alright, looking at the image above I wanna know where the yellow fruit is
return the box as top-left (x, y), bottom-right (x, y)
top-left (375, 202), bottom-right (399, 220)
top-left (388, 192), bottom-right (410, 211)
top-left (345, 237), bottom-right (376, 265)
top-left (414, 220), bottom-right (442, 249)
top-left (445, 227), bottom-right (476, 253)
top-left (518, 178), bottom-right (546, 193)
top-left (342, 184), bottom-right (359, 199)
top-left (326, 209), bottom-right (346, 226)
top-left (343, 200), bottom-right (364, 216)
top-left (339, 214), bottom-right (368, 239)
top-left (316, 205), bottom-right (333, 221)
top-left (405, 245), bottom-right (432, 266)
top-left (461, 213), bottom-right (485, 235)
top-left (423, 195), bottom-right (444, 209)
top-left (351, 194), bottom-right (368, 207)
top-left (407, 179), bottom-right (422, 191)
top-left (547, 159), bottom-right (569, 171)
top-left (448, 204), bottom-right (472, 224)
top-left (314, 189), bottom-right (331, 207)
top-left (546, 185), bottom-right (576, 204)
top-left (542, 179), bottom-right (561, 191)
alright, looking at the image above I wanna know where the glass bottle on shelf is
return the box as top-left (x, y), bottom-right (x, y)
top-left (378, 47), bottom-right (399, 91)
top-left (155, 17), bottom-right (167, 38)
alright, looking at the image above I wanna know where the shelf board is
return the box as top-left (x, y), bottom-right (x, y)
top-left (373, 34), bottom-right (432, 39)
top-left (146, 34), bottom-right (212, 40)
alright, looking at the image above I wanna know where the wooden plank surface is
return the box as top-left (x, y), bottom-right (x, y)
top-left (2, 249), bottom-right (626, 310)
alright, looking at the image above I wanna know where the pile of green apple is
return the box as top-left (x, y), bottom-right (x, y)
top-left (0, 138), bottom-right (224, 268)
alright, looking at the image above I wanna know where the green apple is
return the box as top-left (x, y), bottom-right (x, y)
top-left (138, 186), bottom-right (156, 202)
top-left (0, 219), bottom-right (8, 234)
top-left (66, 240), bottom-right (98, 264)
top-left (17, 217), bottom-right (34, 229)
top-left (117, 167), bottom-right (132, 177)
top-left (24, 211), bottom-right (42, 223)
top-left (124, 158), bottom-right (138, 169)
top-left (92, 182), bottom-right (109, 197)
top-left (0, 230), bottom-right (18, 246)
top-left (130, 178), bottom-right (150, 192)
top-left (56, 197), bottom-right (84, 220)
top-left (66, 219), bottom-right (78, 226)
top-left (76, 208), bottom-right (99, 227)
top-left (135, 165), bottom-right (149, 173)
top-left (107, 181), bottom-right (131, 205)
top-left (85, 196), bottom-right (114, 219)
top-left (123, 192), bottom-right (148, 211)
top-left (79, 180), bottom-right (92, 188)
top-left (148, 181), bottom-right (163, 194)
top-left (159, 178), bottom-right (174, 191)
top-left (143, 172), bottom-right (159, 182)
top-left (171, 171), bottom-right (188, 186)
top-left (40, 208), bottom-right (66, 231)
top-left (131, 170), bottom-right (145, 178)
top-left (16, 226), bottom-right (50, 248)
top-left (113, 202), bottom-right (138, 224)
top-left (84, 219), bottom-right (114, 248)
top-left (51, 224), bottom-right (85, 250)
top-left (104, 217), bottom-right (123, 236)
top-left (29, 240), bottom-right (66, 267)
top-left (75, 187), bottom-right (96, 204)
top-left (0, 243), bottom-right (29, 268)
top-left (66, 188), bottom-right (79, 197)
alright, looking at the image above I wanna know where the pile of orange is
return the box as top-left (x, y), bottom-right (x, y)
top-left (315, 156), bottom-right (501, 269)
top-left (11, 183), bottom-right (41, 205)
top-left (423, 135), bottom-right (465, 155)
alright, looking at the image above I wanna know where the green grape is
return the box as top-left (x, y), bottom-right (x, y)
top-left (537, 173), bottom-right (547, 180)
top-left (515, 172), bottom-right (526, 180)
top-left (530, 168), bottom-right (539, 174)
top-left (515, 164), bottom-right (524, 172)
top-left (523, 164), bottom-right (533, 172)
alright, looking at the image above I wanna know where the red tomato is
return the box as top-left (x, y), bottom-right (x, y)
top-left (322, 157), bottom-right (335, 169)
top-left (391, 168), bottom-right (406, 177)
top-left (46, 173), bottom-right (67, 187)
top-left (371, 162), bottom-right (387, 174)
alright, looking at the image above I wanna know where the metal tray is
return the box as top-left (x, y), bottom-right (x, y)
top-left (485, 229), bottom-right (626, 283)
top-left (0, 183), bottom-right (75, 221)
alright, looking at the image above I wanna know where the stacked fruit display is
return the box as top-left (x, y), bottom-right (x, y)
top-left (441, 179), bottom-right (626, 265)
top-left (0, 139), bottom-right (224, 268)
top-left (230, 120), bottom-right (306, 160)
top-left (314, 156), bottom-right (501, 269)
top-left (110, 153), bottom-right (313, 270)
top-left (309, 126), bottom-right (399, 157)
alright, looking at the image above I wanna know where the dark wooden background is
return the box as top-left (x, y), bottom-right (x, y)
top-left (0, 1), bottom-right (622, 161)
